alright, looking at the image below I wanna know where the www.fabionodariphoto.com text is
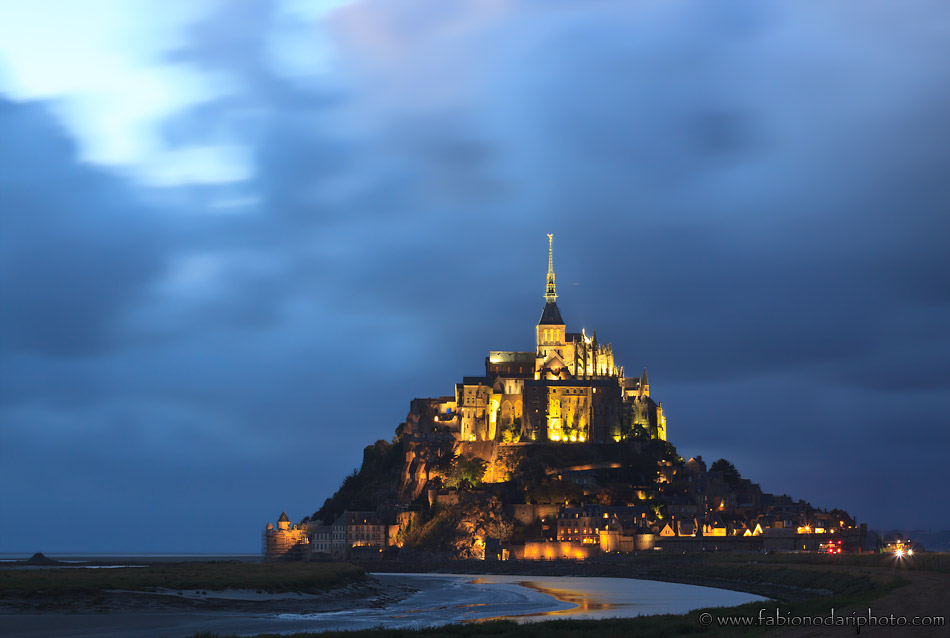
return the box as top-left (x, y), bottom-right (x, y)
top-left (699, 608), bottom-right (945, 629)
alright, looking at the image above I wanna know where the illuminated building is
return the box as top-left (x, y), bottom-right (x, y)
top-left (267, 510), bottom-right (395, 560)
top-left (556, 505), bottom-right (650, 544)
top-left (407, 234), bottom-right (667, 444)
top-left (262, 511), bottom-right (309, 561)
top-left (314, 511), bottom-right (390, 558)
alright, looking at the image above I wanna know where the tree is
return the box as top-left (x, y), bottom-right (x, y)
top-left (500, 417), bottom-right (521, 443)
top-left (393, 422), bottom-right (406, 443)
top-left (443, 455), bottom-right (488, 490)
top-left (526, 478), bottom-right (584, 505)
top-left (595, 488), bottom-right (618, 506)
top-left (710, 458), bottom-right (741, 485)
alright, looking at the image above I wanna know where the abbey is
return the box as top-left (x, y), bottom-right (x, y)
top-left (408, 235), bottom-right (667, 445)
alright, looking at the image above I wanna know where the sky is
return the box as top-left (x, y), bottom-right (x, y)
top-left (1, 0), bottom-right (949, 553)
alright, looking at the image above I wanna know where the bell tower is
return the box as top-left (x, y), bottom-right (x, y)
top-left (537, 234), bottom-right (566, 369)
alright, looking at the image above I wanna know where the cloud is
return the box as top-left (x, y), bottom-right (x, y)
top-left (0, 98), bottom-right (169, 357)
top-left (2, 0), bottom-right (950, 551)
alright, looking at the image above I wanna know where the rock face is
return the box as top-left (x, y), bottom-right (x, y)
top-left (399, 438), bottom-right (456, 502)
top-left (400, 440), bottom-right (536, 499)
top-left (455, 441), bottom-right (524, 484)
top-left (397, 493), bottom-right (517, 559)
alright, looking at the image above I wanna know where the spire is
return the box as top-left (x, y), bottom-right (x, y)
top-left (544, 233), bottom-right (557, 303)
top-left (641, 367), bottom-right (648, 386)
top-left (538, 233), bottom-right (564, 325)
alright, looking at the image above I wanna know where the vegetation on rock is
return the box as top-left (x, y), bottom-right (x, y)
top-left (400, 496), bottom-right (515, 559)
top-left (312, 436), bottom-right (405, 524)
top-left (710, 458), bottom-right (741, 485)
top-left (440, 454), bottom-right (489, 490)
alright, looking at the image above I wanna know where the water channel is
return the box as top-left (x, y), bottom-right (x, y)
top-left (274, 573), bottom-right (768, 633)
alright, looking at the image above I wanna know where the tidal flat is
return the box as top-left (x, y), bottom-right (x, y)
top-left (1, 553), bottom-right (947, 637)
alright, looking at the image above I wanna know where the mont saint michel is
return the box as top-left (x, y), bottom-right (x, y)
top-left (265, 237), bottom-right (866, 563)
top-left (4, 3), bottom-right (948, 636)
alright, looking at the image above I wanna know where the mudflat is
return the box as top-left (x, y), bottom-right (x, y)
top-left (0, 570), bottom-right (418, 638)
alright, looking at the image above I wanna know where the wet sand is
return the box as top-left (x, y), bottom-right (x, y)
top-left (0, 577), bottom-right (417, 638)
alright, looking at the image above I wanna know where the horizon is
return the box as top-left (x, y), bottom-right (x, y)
top-left (2, 1), bottom-right (949, 553)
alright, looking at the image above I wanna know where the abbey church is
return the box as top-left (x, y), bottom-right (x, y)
top-left (407, 235), bottom-right (667, 445)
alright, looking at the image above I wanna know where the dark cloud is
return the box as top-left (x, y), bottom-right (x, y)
top-left (2, 0), bottom-right (949, 552)
top-left (0, 99), bottom-right (169, 357)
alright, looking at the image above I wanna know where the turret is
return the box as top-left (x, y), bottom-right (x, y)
top-left (277, 511), bottom-right (291, 531)
top-left (640, 367), bottom-right (650, 397)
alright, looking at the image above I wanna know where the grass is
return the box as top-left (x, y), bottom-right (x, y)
top-left (732, 549), bottom-right (950, 572)
top-left (0, 561), bottom-right (365, 596)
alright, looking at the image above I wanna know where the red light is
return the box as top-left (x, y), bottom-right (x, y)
top-left (837, 549), bottom-right (842, 554)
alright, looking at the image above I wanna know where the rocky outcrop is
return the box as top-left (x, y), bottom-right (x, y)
top-left (399, 437), bottom-right (456, 502)
top-left (399, 494), bottom-right (516, 559)
top-left (455, 441), bottom-right (525, 484)
top-left (450, 496), bottom-right (514, 559)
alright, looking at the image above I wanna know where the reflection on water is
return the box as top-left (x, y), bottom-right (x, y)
top-left (462, 574), bottom-right (768, 623)
top-left (469, 577), bottom-right (614, 619)
top-left (516, 581), bottom-right (615, 615)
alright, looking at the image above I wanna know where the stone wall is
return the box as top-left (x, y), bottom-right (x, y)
top-left (518, 540), bottom-right (600, 560)
top-left (508, 503), bottom-right (561, 525)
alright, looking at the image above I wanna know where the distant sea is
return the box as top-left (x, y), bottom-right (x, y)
top-left (0, 553), bottom-right (260, 563)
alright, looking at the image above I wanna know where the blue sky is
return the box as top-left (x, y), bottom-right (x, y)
top-left (2, 0), bottom-right (949, 552)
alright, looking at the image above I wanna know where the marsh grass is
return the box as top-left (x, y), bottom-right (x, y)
top-left (0, 561), bottom-right (364, 596)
